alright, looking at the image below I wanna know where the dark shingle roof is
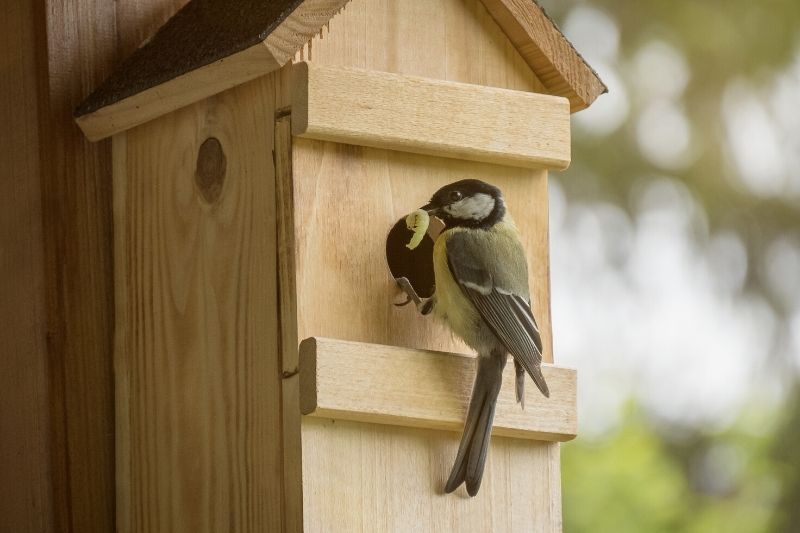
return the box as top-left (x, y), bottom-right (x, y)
top-left (75, 0), bottom-right (304, 116)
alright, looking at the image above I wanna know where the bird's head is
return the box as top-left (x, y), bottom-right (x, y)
top-left (422, 179), bottom-right (506, 229)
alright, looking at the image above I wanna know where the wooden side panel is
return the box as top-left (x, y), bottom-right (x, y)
top-left (114, 75), bottom-right (282, 533)
top-left (302, 0), bottom-right (547, 93)
top-left (290, 137), bottom-right (553, 363)
top-left (292, 62), bottom-right (571, 170)
top-left (300, 338), bottom-right (577, 441)
top-left (301, 418), bottom-right (562, 532)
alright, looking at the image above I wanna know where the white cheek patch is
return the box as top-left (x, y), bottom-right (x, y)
top-left (444, 193), bottom-right (495, 220)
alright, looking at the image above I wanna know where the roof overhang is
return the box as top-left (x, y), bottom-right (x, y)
top-left (75, 0), bottom-right (606, 141)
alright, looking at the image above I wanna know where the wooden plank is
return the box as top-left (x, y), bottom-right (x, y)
top-left (301, 418), bottom-right (562, 531)
top-left (114, 74), bottom-right (283, 532)
top-left (299, 337), bottom-right (577, 441)
top-left (0, 2), bottom-right (53, 531)
top-left (32, 1), bottom-right (187, 531)
top-left (76, 0), bottom-right (351, 141)
top-left (289, 137), bottom-right (553, 364)
top-left (292, 61), bottom-right (571, 170)
top-left (275, 114), bottom-right (303, 533)
top-left (479, 0), bottom-right (607, 112)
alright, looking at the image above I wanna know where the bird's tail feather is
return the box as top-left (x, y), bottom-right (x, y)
top-left (445, 350), bottom-right (507, 496)
top-left (514, 360), bottom-right (525, 409)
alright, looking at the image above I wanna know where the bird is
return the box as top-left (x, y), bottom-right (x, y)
top-left (419, 178), bottom-right (549, 497)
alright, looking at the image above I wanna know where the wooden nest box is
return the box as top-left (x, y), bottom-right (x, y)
top-left (76, 0), bottom-right (605, 531)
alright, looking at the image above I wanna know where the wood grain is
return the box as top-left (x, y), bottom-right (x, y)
top-left (0, 1), bottom-right (53, 531)
top-left (287, 137), bottom-right (559, 531)
top-left (287, 6), bottom-right (565, 529)
top-left (114, 74), bottom-right (283, 532)
top-left (289, 136), bottom-right (554, 364)
top-left (32, 1), bottom-right (186, 531)
top-left (299, 338), bottom-right (577, 441)
top-left (301, 0), bottom-right (547, 93)
top-left (275, 114), bottom-right (304, 533)
top-left (479, 0), bottom-right (607, 112)
top-left (292, 62), bottom-right (571, 170)
top-left (76, 0), bottom-right (351, 141)
top-left (301, 418), bottom-right (562, 532)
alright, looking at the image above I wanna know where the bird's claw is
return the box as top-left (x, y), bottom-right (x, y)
top-left (394, 277), bottom-right (433, 315)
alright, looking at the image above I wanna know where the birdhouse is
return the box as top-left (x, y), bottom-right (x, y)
top-left (75, 0), bottom-right (605, 531)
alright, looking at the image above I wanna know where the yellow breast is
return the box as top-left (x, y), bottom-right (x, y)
top-left (432, 228), bottom-right (481, 345)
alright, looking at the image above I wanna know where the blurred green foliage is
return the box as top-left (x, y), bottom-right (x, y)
top-left (562, 404), bottom-right (779, 532)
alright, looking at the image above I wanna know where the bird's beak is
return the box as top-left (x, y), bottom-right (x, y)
top-left (421, 202), bottom-right (439, 215)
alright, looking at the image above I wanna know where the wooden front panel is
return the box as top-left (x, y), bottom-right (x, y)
top-left (302, 419), bottom-right (562, 532)
top-left (287, 137), bottom-right (558, 531)
top-left (113, 75), bottom-right (282, 533)
top-left (289, 137), bottom-right (553, 362)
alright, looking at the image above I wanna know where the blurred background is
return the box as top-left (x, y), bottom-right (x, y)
top-left (538, 1), bottom-right (800, 531)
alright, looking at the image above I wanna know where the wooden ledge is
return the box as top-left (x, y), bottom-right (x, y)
top-left (291, 62), bottom-right (571, 170)
top-left (298, 337), bottom-right (577, 441)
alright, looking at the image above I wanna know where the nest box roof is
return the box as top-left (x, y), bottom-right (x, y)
top-left (75, 0), bottom-right (606, 141)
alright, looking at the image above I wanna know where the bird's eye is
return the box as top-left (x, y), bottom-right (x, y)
top-left (449, 190), bottom-right (463, 202)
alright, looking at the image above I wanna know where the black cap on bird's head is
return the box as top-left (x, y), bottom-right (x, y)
top-left (422, 179), bottom-right (505, 229)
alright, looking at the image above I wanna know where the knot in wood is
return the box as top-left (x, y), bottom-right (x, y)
top-left (195, 137), bottom-right (227, 204)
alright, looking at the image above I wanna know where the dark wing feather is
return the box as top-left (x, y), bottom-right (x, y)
top-left (446, 232), bottom-right (550, 398)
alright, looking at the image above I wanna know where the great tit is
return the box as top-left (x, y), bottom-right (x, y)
top-left (420, 179), bottom-right (549, 497)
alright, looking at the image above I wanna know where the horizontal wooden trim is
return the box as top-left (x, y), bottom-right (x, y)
top-left (291, 62), bottom-right (571, 170)
top-left (299, 337), bottom-right (577, 441)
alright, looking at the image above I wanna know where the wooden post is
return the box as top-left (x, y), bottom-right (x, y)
top-left (0, 1), bottom-right (184, 531)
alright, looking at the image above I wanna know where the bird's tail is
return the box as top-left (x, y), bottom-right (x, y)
top-left (514, 359), bottom-right (525, 409)
top-left (445, 349), bottom-right (507, 496)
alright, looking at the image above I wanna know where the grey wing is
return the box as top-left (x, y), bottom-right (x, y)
top-left (446, 231), bottom-right (549, 398)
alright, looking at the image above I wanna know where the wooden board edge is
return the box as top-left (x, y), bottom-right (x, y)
top-left (298, 337), bottom-right (319, 417)
top-left (289, 62), bottom-right (309, 138)
top-left (263, 0), bottom-right (353, 66)
top-left (276, 113), bottom-right (303, 533)
top-left (306, 408), bottom-right (574, 442)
